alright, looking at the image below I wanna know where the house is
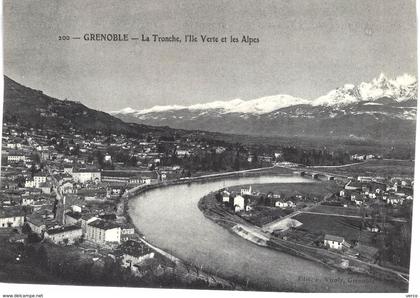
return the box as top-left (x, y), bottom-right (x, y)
top-left (357, 176), bottom-right (373, 183)
top-left (45, 225), bottom-right (83, 245)
top-left (275, 201), bottom-right (288, 208)
top-left (120, 223), bottom-right (135, 240)
top-left (118, 240), bottom-right (155, 269)
top-left (175, 150), bottom-right (190, 158)
top-left (324, 234), bottom-right (345, 250)
top-left (366, 224), bottom-right (380, 233)
top-left (233, 195), bottom-right (245, 212)
top-left (24, 179), bottom-right (35, 188)
top-left (86, 219), bottom-right (121, 245)
top-left (38, 182), bottom-right (52, 194)
top-left (21, 196), bottom-right (34, 206)
top-left (240, 186), bottom-right (252, 196)
top-left (0, 207), bottom-right (25, 228)
top-left (33, 174), bottom-right (47, 187)
top-left (286, 201), bottom-right (296, 208)
top-left (354, 199), bottom-right (363, 207)
top-left (222, 190), bottom-right (231, 203)
top-left (26, 215), bottom-right (59, 235)
top-left (61, 181), bottom-right (75, 194)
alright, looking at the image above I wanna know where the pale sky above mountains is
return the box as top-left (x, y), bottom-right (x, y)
top-left (3, 0), bottom-right (417, 111)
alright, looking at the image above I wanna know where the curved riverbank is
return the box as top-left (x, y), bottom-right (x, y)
top-left (127, 173), bottom-right (407, 292)
top-left (198, 190), bottom-right (408, 287)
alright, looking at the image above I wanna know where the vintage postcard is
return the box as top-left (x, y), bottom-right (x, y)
top-left (0, 0), bottom-right (417, 296)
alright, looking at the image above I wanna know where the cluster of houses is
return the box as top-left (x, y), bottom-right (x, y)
top-left (218, 186), bottom-right (297, 213)
top-left (350, 154), bottom-right (382, 161)
top-left (340, 176), bottom-right (413, 207)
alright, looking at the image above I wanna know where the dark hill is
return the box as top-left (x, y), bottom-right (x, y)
top-left (2, 76), bottom-right (173, 137)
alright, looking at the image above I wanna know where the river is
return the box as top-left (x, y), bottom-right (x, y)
top-left (128, 175), bottom-right (406, 292)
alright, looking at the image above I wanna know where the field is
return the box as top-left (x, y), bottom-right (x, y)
top-left (240, 206), bottom-right (293, 227)
top-left (310, 205), bottom-right (367, 217)
top-left (291, 213), bottom-right (382, 247)
top-left (313, 159), bottom-right (414, 178)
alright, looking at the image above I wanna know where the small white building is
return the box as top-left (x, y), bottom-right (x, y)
top-left (24, 179), bottom-right (35, 188)
top-left (240, 186), bottom-right (252, 196)
top-left (324, 234), bottom-right (345, 250)
top-left (233, 195), bottom-right (245, 212)
top-left (275, 201), bottom-right (288, 208)
top-left (222, 190), bottom-right (231, 203)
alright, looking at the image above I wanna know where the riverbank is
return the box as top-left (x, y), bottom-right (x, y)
top-left (197, 190), bottom-right (408, 289)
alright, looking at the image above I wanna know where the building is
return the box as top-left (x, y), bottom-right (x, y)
top-left (26, 214), bottom-right (59, 235)
top-left (120, 223), bottom-right (135, 240)
top-left (240, 186), bottom-right (252, 196)
top-left (222, 190), bottom-right (231, 203)
top-left (45, 225), bottom-right (83, 245)
top-left (39, 182), bottom-right (53, 194)
top-left (118, 240), bottom-right (155, 269)
top-left (275, 201), bottom-right (288, 208)
top-left (324, 234), bottom-right (345, 250)
top-left (24, 179), bottom-right (35, 188)
top-left (71, 169), bottom-right (101, 183)
top-left (33, 174), bottom-right (47, 187)
top-left (0, 207), bottom-right (25, 228)
top-left (357, 176), bottom-right (373, 183)
top-left (61, 181), bottom-right (75, 194)
top-left (86, 219), bottom-right (121, 244)
top-left (233, 195), bottom-right (245, 212)
top-left (80, 214), bottom-right (99, 234)
top-left (175, 149), bottom-right (190, 158)
top-left (7, 153), bottom-right (27, 163)
top-left (65, 211), bottom-right (83, 225)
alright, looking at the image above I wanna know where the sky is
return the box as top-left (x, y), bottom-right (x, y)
top-left (3, 0), bottom-right (417, 111)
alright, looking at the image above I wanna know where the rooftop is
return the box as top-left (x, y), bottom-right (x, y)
top-left (65, 211), bottom-right (82, 220)
top-left (118, 240), bottom-right (153, 258)
top-left (324, 234), bottom-right (345, 243)
top-left (87, 219), bottom-right (120, 230)
top-left (0, 207), bottom-right (26, 218)
top-left (47, 225), bottom-right (81, 235)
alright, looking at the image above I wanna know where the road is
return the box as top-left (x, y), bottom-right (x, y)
top-left (301, 211), bottom-right (408, 223)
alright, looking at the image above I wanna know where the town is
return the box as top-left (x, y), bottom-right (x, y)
top-left (0, 117), bottom-right (413, 289)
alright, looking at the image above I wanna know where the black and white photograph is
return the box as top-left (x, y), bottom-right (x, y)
top-left (0, 0), bottom-right (418, 296)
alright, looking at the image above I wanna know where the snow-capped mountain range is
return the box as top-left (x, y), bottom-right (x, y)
top-left (111, 74), bottom-right (418, 141)
top-left (113, 73), bottom-right (417, 115)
